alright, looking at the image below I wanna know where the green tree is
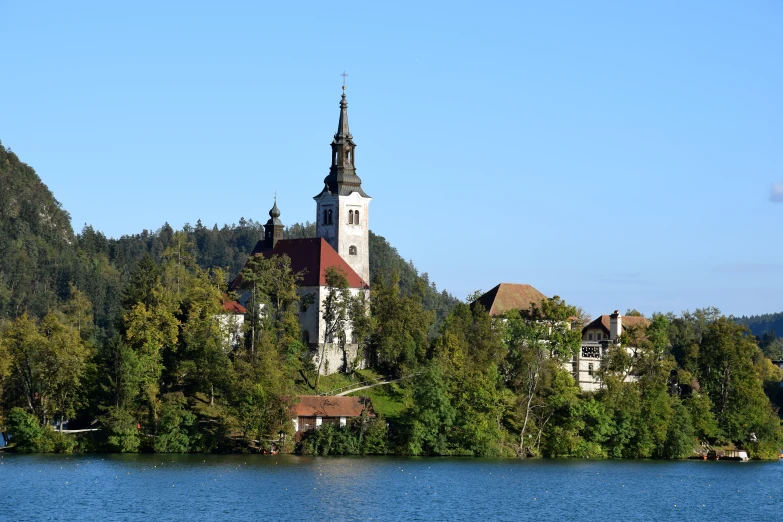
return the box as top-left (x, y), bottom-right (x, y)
top-left (102, 406), bottom-right (141, 453)
top-left (502, 296), bottom-right (582, 457)
top-left (758, 330), bottom-right (783, 360)
top-left (661, 397), bottom-right (695, 459)
top-left (684, 390), bottom-right (719, 441)
top-left (60, 282), bottom-right (95, 341)
top-left (39, 313), bottom-right (93, 429)
top-left (238, 254), bottom-right (303, 356)
top-left (161, 231), bottom-right (197, 297)
top-left (406, 364), bottom-right (456, 455)
top-left (3, 313), bottom-right (91, 427)
top-left (121, 257), bottom-right (180, 426)
top-left (178, 267), bottom-right (233, 405)
top-left (667, 307), bottom-right (721, 374)
top-left (699, 317), bottom-right (778, 444)
top-left (368, 272), bottom-right (433, 375)
top-left (153, 393), bottom-right (196, 453)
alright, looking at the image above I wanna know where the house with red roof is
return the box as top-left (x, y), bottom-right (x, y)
top-left (292, 395), bottom-right (374, 433)
top-left (232, 87), bottom-right (371, 375)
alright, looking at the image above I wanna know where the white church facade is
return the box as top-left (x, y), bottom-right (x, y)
top-left (233, 87), bottom-right (371, 375)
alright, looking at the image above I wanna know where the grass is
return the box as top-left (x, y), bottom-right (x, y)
top-left (345, 380), bottom-right (411, 423)
top-left (293, 367), bottom-right (411, 422)
top-left (294, 368), bottom-right (386, 395)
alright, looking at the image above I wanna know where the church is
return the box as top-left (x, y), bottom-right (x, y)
top-left (234, 86), bottom-right (371, 375)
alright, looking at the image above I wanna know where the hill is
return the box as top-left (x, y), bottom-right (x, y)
top-left (0, 142), bottom-right (80, 318)
top-left (733, 312), bottom-right (783, 359)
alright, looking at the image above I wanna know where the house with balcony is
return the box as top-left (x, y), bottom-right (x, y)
top-left (571, 310), bottom-right (649, 391)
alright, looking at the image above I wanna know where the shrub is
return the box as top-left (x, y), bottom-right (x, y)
top-left (6, 408), bottom-right (43, 452)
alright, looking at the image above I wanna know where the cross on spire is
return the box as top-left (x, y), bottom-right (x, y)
top-left (341, 71), bottom-right (348, 90)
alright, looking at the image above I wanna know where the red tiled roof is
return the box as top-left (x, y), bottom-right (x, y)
top-left (294, 395), bottom-right (374, 418)
top-left (234, 238), bottom-right (368, 290)
top-left (471, 283), bottom-right (548, 316)
top-left (222, 299), bottom-right (246, 314)
top-left (583, 314), bottom-right (650, 335)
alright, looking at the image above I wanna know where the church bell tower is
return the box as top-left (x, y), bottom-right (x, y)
top-left (262, 197), bottom-right (284, 249)
top-left (314, 85), bottom-right (371, 286)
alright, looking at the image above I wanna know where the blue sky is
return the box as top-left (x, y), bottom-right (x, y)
top-left (2, 1), bottom-right (782, 319)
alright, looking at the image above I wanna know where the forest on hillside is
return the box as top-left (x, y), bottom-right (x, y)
top-left (1, 142), bottom-right (782, 459)
top-left (0, 142), bottom-right (458, 341)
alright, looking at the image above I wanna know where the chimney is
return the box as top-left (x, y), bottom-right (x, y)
top-left (609, 310), bottom-right (622, 341)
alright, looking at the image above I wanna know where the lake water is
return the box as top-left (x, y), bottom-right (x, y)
top-left (1, 454), bottom-right (781, 521)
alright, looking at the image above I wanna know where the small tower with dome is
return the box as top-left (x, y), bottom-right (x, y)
top-left (262, 196), bottom-right (284, 249)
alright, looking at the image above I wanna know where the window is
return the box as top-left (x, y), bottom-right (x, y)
top-left (351, 332), bottom-right (358, 344)
top-left (349, 210), bottom-right (354, 224)
top-left (588, 363), bottom-right (594, 376)
top-left (596, 333), bottom-right (602, 340)
top-left (349, 245), bottom-right (357, 255)
top-left (588, 333), bottom-right (593, 341)
top-left (354, 210), bottom-right (360, 225)
top-left (327, 209), bottom-right (333, 225)
top-left (582, 345), bottom-right (600, 358)
top-left (323, 209), bottom-right (328, 224)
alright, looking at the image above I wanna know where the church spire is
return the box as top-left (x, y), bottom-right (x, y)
top-left (263, 195), bottom-right (284, 249)
top-left (336, 86), bottom-right (352, 141)
top-left (316, 84), bottom-right (369, 198)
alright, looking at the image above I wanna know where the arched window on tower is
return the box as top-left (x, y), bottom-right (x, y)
top-left (348, 210), bottom-right (354, 224)
top-left (354, 210), bottom-right (360, 225)
top-left (349, 245), bottom-right (357, 255)
top-left (347, 149), bottom-right (352, 164)
top-left (327, 209), bottom-right (333, 225)
top-left (334, 151), bottom-right (338, 165)
top-left (323, 209), bottom-right (328, 225)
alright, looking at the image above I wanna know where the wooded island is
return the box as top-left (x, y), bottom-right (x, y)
top-left (1, 129), bottom-right (782, 460)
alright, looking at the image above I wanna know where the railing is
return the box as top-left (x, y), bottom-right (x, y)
top-left (318, 376), bottom-right (388, 396)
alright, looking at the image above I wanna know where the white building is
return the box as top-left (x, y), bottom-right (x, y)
top-left (216, 298), bottom-right (246, 352)
top-left (570, 310), bottom-right (649, 392)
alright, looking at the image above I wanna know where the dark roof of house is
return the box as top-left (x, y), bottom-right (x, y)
top-left (583, 315), bottom-right (650, 335)
top-left (235, 237), bottom-right (367, 290)
top-left (294, 395), bottom-right (374, 418)
top-left (471, 283), bottom-right (548, 316)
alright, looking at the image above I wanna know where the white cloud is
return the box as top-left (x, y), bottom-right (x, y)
top-left (771, 180), bottom-right (783, 202)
